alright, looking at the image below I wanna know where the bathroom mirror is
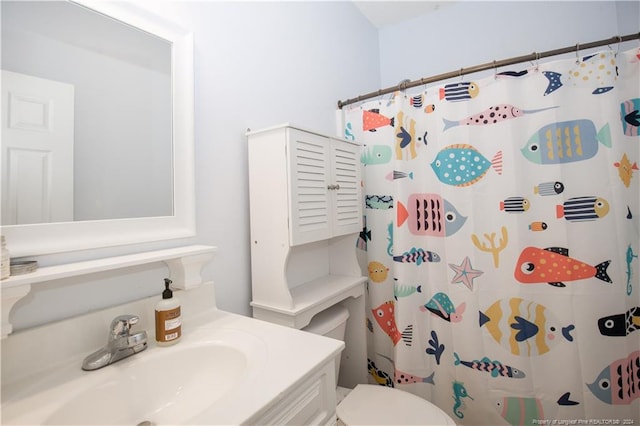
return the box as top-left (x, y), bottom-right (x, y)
top-left (1, 1), bottom-right (195, 256)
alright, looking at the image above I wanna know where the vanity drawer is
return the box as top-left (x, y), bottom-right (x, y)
top-left (256, 362), bottom-right (336, 425)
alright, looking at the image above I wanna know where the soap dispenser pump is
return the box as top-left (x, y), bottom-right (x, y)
top-left (155, 278), bottom-right (181, 346)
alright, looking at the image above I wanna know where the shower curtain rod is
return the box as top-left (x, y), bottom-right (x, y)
top-left (337, 32), bottom-right (640, 109)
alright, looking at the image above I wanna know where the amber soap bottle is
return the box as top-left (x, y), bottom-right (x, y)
top-left (155, 278), bottom-right (181, 346)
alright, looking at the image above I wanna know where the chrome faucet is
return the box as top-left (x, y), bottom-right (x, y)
top-left (82, 314), bottom-right (148, 371)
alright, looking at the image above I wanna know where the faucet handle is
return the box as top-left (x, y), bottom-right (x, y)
top-left (110, 314), bottom-right (139, 338)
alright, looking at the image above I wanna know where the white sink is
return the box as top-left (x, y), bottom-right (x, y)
top-left (2, 326), bottom-right (267, 425)
top-left (2, 309), bottom-right (343, 425)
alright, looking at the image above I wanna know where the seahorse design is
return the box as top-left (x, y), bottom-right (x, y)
top-left (452, 381), bottom-right (473, 419)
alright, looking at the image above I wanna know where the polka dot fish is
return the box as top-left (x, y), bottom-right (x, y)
top-left (543, 51), bottom-right (618, 96)
top-left (443, 104), bottom-right (557, 131)
top-left (363, 109), bottom-right (394, 132)
top-left (420, 292), bottom-right (466, 323)
top-left (430, 144), bottom-right (503, 187)
top-left (479, 297), bottom-right (575, 356)
top-left (372, 301), bottom-right (413, 346)
top-left (587, 350), bottom-right (640, 405)
top-left (514, 246), bottom-right (612, 287)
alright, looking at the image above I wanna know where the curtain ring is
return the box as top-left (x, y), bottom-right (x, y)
top-left (616, 35), bottom-right (622, 56)
top-left (575, 43), bottom-right (580, 64)
top-left (531, 52), bottom-right (540, 72)
top-left (459, 68), bottom-right (463, 81)
top-left (493, 60), bottom-right (498, 79)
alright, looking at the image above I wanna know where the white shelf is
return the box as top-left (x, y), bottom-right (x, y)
top-left (1, 245), bottom-right (217, 338)
top-left (251, 274), bottom-right (366, 329)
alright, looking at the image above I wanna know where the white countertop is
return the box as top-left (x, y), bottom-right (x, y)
top-left (2, 306), bottom-right (344, 425)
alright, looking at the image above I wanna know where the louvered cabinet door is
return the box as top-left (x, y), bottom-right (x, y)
top-left (330, 139), bottom-right (361, 237)
top-left (288, 129), bottom-right (332, 246)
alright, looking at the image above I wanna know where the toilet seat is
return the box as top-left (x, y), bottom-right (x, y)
top-left (336, 384), bottom-right (457, 425)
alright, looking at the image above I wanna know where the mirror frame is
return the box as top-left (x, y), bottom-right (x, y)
top-left (2, 1), bottom-right (195, 257)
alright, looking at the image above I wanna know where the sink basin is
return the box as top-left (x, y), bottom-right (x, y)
top-left (2, 308), bottom-right (344, 426)
top-left (2, 327), bottom-right (266, 425)
top-left (49, 344), bottom-right (247, 424)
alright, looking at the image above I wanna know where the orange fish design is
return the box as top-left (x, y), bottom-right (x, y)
top-left (371, 301), bottom-right (413, 346)
top-left (363, 109), bottom-right (395, 132)
top-left (514, 246), bottom-right (612, 287)
top-left (614, 153), bottom-right (638, 188)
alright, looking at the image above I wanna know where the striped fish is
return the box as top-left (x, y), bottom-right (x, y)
top-left (556, 196), bottom-right (609, 222)
top-left (385, 170), bottom-right (414, 181)
top-left (479, 298), bottom-right (575, 356)
top-left (453, 352), bottom-right (525, 378)
top-left (394, 282), bottom-right (422, 300)
top-left (533, 181), bottom-right (565, 196)
top-left (500, 197), bottom-right (530, 213)
top-left (439, 81), bottom-right (479, 102)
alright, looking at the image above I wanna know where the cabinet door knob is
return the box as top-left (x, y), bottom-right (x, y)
top-left (334, 184), bottom-right (340, 190)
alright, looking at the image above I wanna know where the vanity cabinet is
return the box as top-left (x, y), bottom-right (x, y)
top-left (253, 360), bottom-right (337, 425)
top-left (247, 124), bottom-right (368, 388)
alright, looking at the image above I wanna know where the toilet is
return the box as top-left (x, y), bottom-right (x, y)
top-left (303, 304), bottom-right (457, 426)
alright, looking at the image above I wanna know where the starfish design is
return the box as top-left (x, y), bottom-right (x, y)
top-left (449, 256), bottom-right (483, 290)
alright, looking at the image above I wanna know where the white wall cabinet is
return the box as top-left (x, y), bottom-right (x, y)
top-left (288, 127), bottom-right (361, 246)
top-left (247, 124), bottom-right (368, 388)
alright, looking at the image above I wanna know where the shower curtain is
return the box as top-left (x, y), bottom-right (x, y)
top-left (343, 48), bottom-right (639, 425)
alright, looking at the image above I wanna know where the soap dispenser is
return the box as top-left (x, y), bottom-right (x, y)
top-left (155, 278), bottom-right (181, 346)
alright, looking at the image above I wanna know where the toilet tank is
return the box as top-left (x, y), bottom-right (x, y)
top-left (302, 304), bottom-right (350, 382)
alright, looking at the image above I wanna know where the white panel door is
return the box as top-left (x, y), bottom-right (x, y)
top-left (287, 128), bottom-right (331, 246)
top-left (1, 70), bottom-right (74, 225)
top-left (330, 139), bottom-right (361, 237)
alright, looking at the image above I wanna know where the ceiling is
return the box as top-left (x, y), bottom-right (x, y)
top-left (352, 1), bottom-right (453, 29)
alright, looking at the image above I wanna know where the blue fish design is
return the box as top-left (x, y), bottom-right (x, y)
top-left (543, 51), bottom-right (617, 96)
top-left (521, 120), bottom-right (611, 165)
top-left (431, 144), bottom-right (503, 186)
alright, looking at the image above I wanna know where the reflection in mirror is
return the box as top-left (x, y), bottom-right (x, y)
top-left (1, 1), bottom-right (173, 225)
top-left (0, 0), bottom-right (194, 257)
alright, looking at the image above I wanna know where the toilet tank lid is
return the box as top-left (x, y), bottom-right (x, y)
top-left (302, 304), bottom-right (349, 335)
top-left (337, 384), bottom-right (457, 425)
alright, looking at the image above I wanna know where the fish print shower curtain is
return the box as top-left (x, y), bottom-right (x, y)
top-left (343, 48), bottom-right (639, 425)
